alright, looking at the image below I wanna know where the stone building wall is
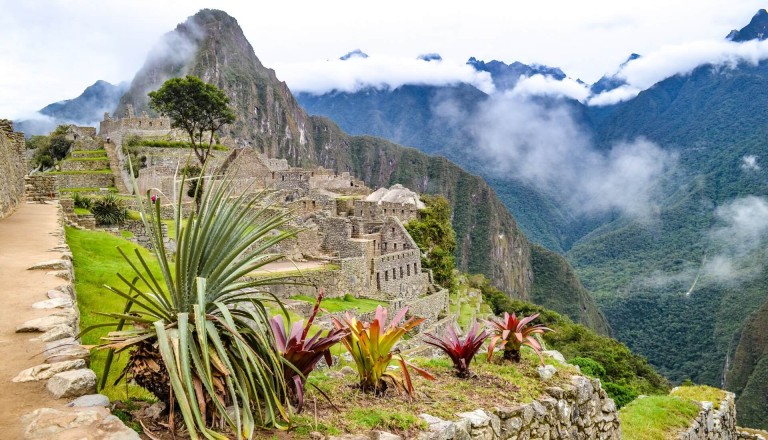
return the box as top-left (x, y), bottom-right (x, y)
top-left (53, 173), bottom-right (115, 189)
top-left (374, 249), bottom-right (425, 297)
top-left (25, 175), bottom-right (57, 202)
top-left (678, 392), bottom-right (736, 440)
top-left (0, 120), bottom-right (27, 219)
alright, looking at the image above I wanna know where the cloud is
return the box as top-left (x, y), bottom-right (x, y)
top-left (702, 196), bottom-right (768, 282)
top-left (590, 39), bottom-right (768, 105)
top-left (509, 75), bottom-right (590, 102)
top-left (273, 54), bottom-right (495, 95)
top-left (741, 155), bottom-right (760, 171)
top-left (462, 93), bottom-right (676, 217)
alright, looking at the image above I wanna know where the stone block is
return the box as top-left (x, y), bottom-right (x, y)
top-left (12, 359), bottom-right (86, 382)
top-left (66, 394), bottom-right (111, 408)
top-left (28, 259), bottom-right (71, 271)
top-left (46, 369), bottom-right (97, 398)
top-left (17, 315), bottom-right (73, 333)
top-left (21, 407), bottom-right (140, 440)
top-left (32, 297), bottom-right (73, 309)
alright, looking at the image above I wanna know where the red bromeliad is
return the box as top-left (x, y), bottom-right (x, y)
top-left (485, 312), bottom-right (552, 364)
top-left (423, 323), bottom-right (488, 378)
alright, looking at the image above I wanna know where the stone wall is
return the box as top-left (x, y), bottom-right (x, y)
top-left (374, 249), bottom-right (425, 297)
top-left (738, 431), bottom-right (768, 440)
top-left (122, 219), bottom-right (173, 252)
top-left (0, 120), bottom-right (27, 219)
top-left (53, 173), bottom-right (115, 190)
top-left (60, 159), bottom-right (110, 172)
top-left (25, 175), bottom-right (58, 202)
top-left (413, 375), bottom-right (621, 440)
top-left (391, 289), bottom-right (449, 328)
top-left (678, 392), bottom-right (736, 440)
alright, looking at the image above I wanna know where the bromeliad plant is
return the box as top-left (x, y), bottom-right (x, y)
top-left (331, 306), bottom-right (434, 396)
top-left (87, 166), bottom-right (299, 439)
top-left (485, 312), bottom-right (553, 364)
top-left (423, 323), bottom-right (489, 378)
top-left (269, 290), bottom-right (348, 412)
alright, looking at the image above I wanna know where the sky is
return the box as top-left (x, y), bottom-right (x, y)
top-left (0, 0), bottom-right (765, 119)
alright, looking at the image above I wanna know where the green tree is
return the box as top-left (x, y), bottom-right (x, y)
top-left (148, 75), bottom-right (235, 166)
top-left (405, 195), bottom-right (456, 289)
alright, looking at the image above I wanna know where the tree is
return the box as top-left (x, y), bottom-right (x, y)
top-left (148, 75), bottom-right (235, 166)
top-left (405, 195), bottom-right (457, 289)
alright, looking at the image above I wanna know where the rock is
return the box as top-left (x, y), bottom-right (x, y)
top-left (47, 289), bottom-right (70, 299)
top-left (46, 369), bottom-right (97, 398)
top-left (48, 270), bottom-right (72, 280)
top-left (326, 371), bottom-right (344, 379)
top-left (141, 402), bottom-right (166, 420)
top-left (16, 315), bottom-right (73, 333)
top-left (537, 364), bottom-right (557, 381)
top-left (420, 413), bottom-right (456, 440)
top-left (546, 386), bottom-right (564, 399)
top-left (44, 339), bottom-right (89, 364)
top-left (543, 350), bottom-right (566, 363)
top-left (66, 394), bottom-right (110, 407)
top-left (28, 259), bottom-right (71, 271)
top-left (22, 407), bottom-right (140, 439)
top-left (340, 366), bottom-right (356, 376)
top-left (571, 376), bottom-right (595, 404)
top-left (455, 409), bottom-right (491, 428)
top-left (371, 431), bottom-right (402, 440)
top-left (13, 359), bottom-right (86, 382)
top-left (317, 354), bottom-right (339, 370)
top-left (328, 435), bottom-right (369, 440)
top-left (35, 324), bottom-right (76, 342)
top-left (32, 297), bottom-right (73, 309)
top-left (601, 398), bottom-right (616, 413)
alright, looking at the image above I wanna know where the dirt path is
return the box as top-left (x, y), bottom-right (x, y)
top-left (0, 203), bottom-right (68, 437)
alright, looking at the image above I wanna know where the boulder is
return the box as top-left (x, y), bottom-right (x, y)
top-left (66, 394), bottom-right (111, 408)
top-left (17, 315), bottom-right (73, 333)
top-left (13, 359), bottom-right (86, 382)
top-left (28, 259), bottom-right (71, 271)
top-left (22, 407), bottom-right (140, 440)
top-left (46, 369), bottom-right (97, 398)
top-left (537, 364), bottom-right (557, 381)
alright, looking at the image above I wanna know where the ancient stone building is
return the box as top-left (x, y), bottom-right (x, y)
top-left (0, 120), bottom-right (27, 218)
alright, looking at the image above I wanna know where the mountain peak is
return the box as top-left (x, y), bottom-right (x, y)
top-left (418, 53), bottom-right (442, 62)
top-left (726, 9), bottom-right (768, 42)
top-left (340, 49), bottom-right (368, 60)
top-left (467, 57), bottom-right (566, 91)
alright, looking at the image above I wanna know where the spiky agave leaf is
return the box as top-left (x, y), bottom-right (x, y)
top-left (85, 159), bottom-right (300, 437)
top-left (423, 323), bottom-right (489, 378)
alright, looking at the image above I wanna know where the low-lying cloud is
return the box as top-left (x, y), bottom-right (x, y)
top-left (274, 54), bottom-right (495, 95)
top-left (590, 39), bottom-right (768, 105)
top-left (462, 93), bottom-right (676, 217)
top-left (509, 74), bottom-right (590, 102)
top-left (702, 196), bottom-right (768, 282)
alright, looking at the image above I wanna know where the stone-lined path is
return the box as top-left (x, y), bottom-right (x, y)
top-left (0, 203), bottom-right (67, 437)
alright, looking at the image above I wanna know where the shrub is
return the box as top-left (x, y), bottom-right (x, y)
top-left (603, 382), bottom-right (639, 408)
top-left (73, 193), bottom-right (93, 210)
top-left (486, 312), bottom-right (552, 364)
top-left (423, 323), bottom-right (488, 378)
top-left (91, 194), bottom-right (127, 225)
top-left (269, 291), bottom-right (348, 412)
top-left (332, 306), bottom-right (434, 396)
top-left (569, 357), bottom-right (606, 378)
top-left (88, 171), bottom-right (299, 436)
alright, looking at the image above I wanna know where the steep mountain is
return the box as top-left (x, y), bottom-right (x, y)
top-left (726, 8), bottom-right (768, 42)
top-left (114, 8), bottom-right (602, 324)
top-left (467, 57), bottom-right (566, 91)
top-left (40, 80), bottom-right (128, 123)
top-left (590, 53), bottom-right (641, 94)
top-left (14, 80), bottom-right (128, 136)
top-left (726, 301), bottom-right (768, 429)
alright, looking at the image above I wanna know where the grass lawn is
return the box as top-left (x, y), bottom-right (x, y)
top-left (670, 385), bottom-right (725, 409)
top-left (619, 395), bottom-right (700, 440)
top-left (291, 294), bottom-right (384, 313)
top-left (67, 226), bottom-right (160, 402)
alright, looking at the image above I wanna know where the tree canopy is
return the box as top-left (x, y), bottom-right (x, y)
top-left (148, 75), bottom-right (235, 166)
top-left (405, 194), bottom-right (457, 290)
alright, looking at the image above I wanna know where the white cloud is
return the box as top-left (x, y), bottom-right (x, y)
top-left (274, 55), bottom-right (495, 95)
top-left (703, 196), bottom-right (768, 282)
top-left (462, 94), bottom-right (676, 217)
top-left (509, 75), bottom-right (590, 102)
top-left (741, 155), bottom-right (761, 171)
top-left (590, 39), bottom-right (768, 105)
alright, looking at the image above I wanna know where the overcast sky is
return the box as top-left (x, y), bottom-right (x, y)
top-left (0, 0), bottom-right (765, 119)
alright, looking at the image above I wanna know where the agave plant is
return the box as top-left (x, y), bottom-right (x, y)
top-left (423, 323), bottom-right (488, 378)
top-left (485, 312), bottom-right (552, 364)
top-left (331, 306), bottom-right (434, 396)
top-left (87, 167), bottom-right (299, 439)
top-left (269, 291), bottom-right (348, 412)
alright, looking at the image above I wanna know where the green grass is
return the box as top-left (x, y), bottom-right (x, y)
top-left (619, 395), bottom-right (700, 440)
top-left (248, 263), bottom-right (339, 277)
top-left (70, 149), bottom-right (107, 155)
top-left (65, 156), bottom-right (109, 161)
top-left (74, 208), bottom-right (91, 215)
top-left (291, 294), bottom-right (383, 313)
top-left (66, 226), bottom-right (160, 402)
top-left (670, 385), bottom-right (725, 409)
top-left (59, 187), bottom-right (118, 194)
top-left (50, 169), bottom-right (113, 174)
